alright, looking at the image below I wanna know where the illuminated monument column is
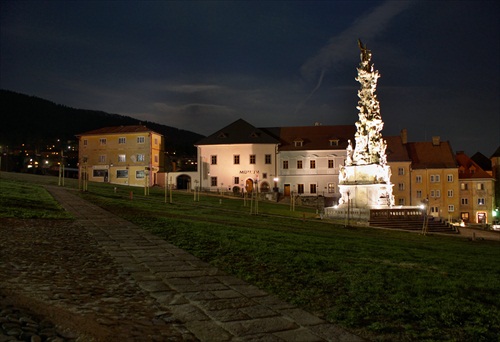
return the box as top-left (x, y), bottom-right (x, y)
top-left (337, 40), bottom-right (394, 209)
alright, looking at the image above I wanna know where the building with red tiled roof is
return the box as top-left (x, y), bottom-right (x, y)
top-left (456, 151), bottom-right (496, 224)
top-left (271, 124), bottom-right (355, 200)
top-left (77, 125), bottom-right (163, 187)
top-left (405, 136), bottom-right (460, 221)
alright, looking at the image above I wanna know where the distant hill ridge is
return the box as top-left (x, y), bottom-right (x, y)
top-left (0, 89), bottom-right (204, 154)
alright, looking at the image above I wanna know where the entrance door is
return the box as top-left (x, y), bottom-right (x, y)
top-left (245, 179), bottom-right (254, 193)
top-left (284, 184), bottom-right (290, 197)
top-left (477, 212), bottom-right (486, 224)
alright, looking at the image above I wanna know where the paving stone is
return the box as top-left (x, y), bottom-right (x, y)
top-left (136, 280), bottom-right (172, 292)
top-left (224, 316), bottom-right (298, 336)
top-left (278, 308), bottom-right (325, 326)
top-left (185, 320), bottom-right (233, 341)
top-left (200, 297), bottom-right (255, 311)
top-left (253, 295), bottom-right (297, 310)
top-left (168, 303), bottom-right (210, 322)
top-left (232, 284), bottom-right (269, 298)
top-left (211, 289), bottom-right (242, 299)
top-left (239, 305), bottom-right (279, 319)
top-left (205, 308), bottom-right (251, 322)
top-left (273, 327), bottom-right (324, 341)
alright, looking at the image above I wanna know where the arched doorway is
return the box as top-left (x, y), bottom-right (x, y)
top-left (177, 174), bottom-right (191, 190)
top-left (260, 181), bottom-right (270, 192)
top-left (245, 179), bottom-right (254, 193)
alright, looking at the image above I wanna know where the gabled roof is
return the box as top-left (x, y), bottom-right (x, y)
top-left (406, 140), bottom-right (457, 169)
top-left (195, 119), bottom-right (280, 145)
top-left (77, 125), bottom-right (161, 136)
top-left (271, 125), bottom-right (356, 151)
top-left (385, 136), bottom-right (411, 162)
top-left (456, 151), bottom-right (493, 179)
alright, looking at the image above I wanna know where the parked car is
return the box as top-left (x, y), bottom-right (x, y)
top-left (491, 221), bottom-right (500, 231)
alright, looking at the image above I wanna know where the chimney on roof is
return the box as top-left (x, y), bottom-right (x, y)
top-left (400, 128), bottom-right (408, 144)
top-left (432, 136), bottom-right (440, 146)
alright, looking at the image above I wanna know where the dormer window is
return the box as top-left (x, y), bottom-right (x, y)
top-left (293, 139), bottom-right (303, 147)
top-left (250, 132), bottom-right (260, 138)
top-left (329, 139), bottom-right (339, 147)
top-left (218, 132), bottom-right (227, 138)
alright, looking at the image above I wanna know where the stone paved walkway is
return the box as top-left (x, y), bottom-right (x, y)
top-left (1, 185), bottom-right (364, 342)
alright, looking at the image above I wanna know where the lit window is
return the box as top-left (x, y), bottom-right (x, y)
top-left (328, 183), bottom-right (335, 193)
top-left (137, 154), bottom-right (145, 162)
top-left (477, 183), bottom-right (484, 190)
top-left (136, 170), bottom-right (145, 179)
top-left (478, 198), bottom-right (485, 205)
top-left (117, 170), bottom-right (128, 178)
top-left (461, 183), bottom-right (468, 190)
top-left (118, 154), bottom-right (126, 162)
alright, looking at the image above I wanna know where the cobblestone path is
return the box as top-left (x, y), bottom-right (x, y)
top-left (1, 186), bottom-right (364, 341)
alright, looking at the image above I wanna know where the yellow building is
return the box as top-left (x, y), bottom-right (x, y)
top-left (406, 137), bottom-right (460, 222)
top-left (456, 151), bottom-right (496, 224)
top-left (77, 125), bottom-right (163, 187)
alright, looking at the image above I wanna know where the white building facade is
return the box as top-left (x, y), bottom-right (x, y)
top-left (195, 119), bottom-right (355, 203)
top-left (195, 119), bottom-right (280, 194)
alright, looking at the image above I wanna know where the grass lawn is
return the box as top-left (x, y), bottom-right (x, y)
top-left (2, 173), bottom-right (499, 341)
top-left (0, 176), bottom-right (72, 219)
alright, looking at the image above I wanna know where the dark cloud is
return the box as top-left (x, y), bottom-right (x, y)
top-left (1, 0), bottom-right (498, 155)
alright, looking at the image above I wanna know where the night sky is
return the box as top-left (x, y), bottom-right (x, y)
top-left (1, 1), bottom-right (498, 156)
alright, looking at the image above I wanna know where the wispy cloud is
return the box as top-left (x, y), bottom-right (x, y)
top-left (300, 1), bottom-right (414, 82)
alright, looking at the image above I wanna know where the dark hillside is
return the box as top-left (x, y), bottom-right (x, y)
top-left (0, 89), bottom-right (204, 155)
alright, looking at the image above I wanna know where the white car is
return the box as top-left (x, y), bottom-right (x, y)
top-left (492, 222), bottom-right (500, 231)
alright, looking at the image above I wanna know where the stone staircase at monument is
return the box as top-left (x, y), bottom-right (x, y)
top-left (369, 216), bottom-right (458, 234)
